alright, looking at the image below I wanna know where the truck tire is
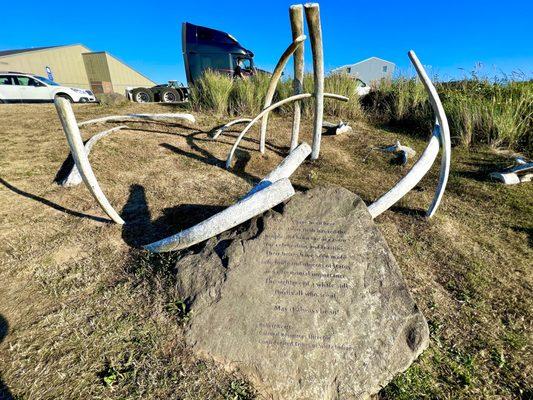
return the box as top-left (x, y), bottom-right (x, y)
top-left (132, 88), bottom-right (154, 103)
top-left (160, 88), bottom-right (181, 103)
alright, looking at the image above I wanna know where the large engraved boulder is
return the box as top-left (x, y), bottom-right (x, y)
top-left (175, 186), bottom-right (429, 399)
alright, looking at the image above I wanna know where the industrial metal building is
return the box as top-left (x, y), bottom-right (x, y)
top-left (331, 57), bottom-right (395, 85)
top-left (0, 44), bottom-right (156, 94)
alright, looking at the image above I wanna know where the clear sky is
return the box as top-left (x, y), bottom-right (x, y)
top-left (2, 0), bottom-right (532, 84)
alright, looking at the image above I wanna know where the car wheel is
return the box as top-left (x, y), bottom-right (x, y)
top-left (160, 88), bottom-right (180, 103)
top-left (132, 88), bottom-right (153, 103)
top-left (55, 94), bottom-right (73, 103)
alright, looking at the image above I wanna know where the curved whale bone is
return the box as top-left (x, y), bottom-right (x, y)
top-left (144, 178), bottom-right (295, 253)
top-left (408, 50), bottom-right (451, 217)
top-left (58, 125), bottom-right (129, 187)
top-left (289, 4), bottom-right (305, 151)
top-left (259, 34), bottom-right (306, 154)
top-left (226, 92), bottom-right (348, 169)
top-left (304, 3), bottom-right (324, 160)
top-left (368, 50), bottom-right (451, 219)
top-left (243, 142), bottom-right (311, 198)
top-left (211, 118), bottom-right (253, 140)
top-left (78, 113), bottom-right (196, 127)
top-left (367, 126), bottom-right (440, 218)
top-left (54, 97), bottom-right (125, 224)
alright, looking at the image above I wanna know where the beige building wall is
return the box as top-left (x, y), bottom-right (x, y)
top-left (106, 53), bottom-right (156, 94)
top-left (0, 44), bottom-right (92, 89)
top-left (0, 44), bottom-right (156, 94)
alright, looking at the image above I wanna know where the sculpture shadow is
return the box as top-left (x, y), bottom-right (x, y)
top-left (53, 152), bottom-right (76, 185)
top-left (0, 178), bottom-right (110, 223)
top-left (121, 184), bottom-right (225, 248)
top-left (0, 314), bottom-right (14, 400)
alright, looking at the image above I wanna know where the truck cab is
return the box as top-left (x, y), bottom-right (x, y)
top-left (182, 22), bottom-right (255, 85)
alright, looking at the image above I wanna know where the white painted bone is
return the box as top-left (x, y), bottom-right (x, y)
top-left (489, 161), bottom-right (533, 184)
top-left (225, 92), bottom-right (348, 169)
top-left (323, 121), bottom-right (353, 135)
top-left (211, 118), bottom-right (252, 140)
top-left (59, 125), bottom-right (129, 187)
top-left (144, 178), bottom-right (295, 253)
top-left (368, 51), bottom-right (451, 219)
top-left (54, 97), bottom-right (125, 224)
top-left (243, 142), bottom-right (311, 198)
top-left (259, 35), bottom-right (306, 154)
top-left (304, 3), bottom-right (324, 160)
top-left (408, 51), bottom-right (451, 217)
top-left (78, 113), bottom-right (195, 127)
top-left (367, 126), bottom-right (440, 218)
top-left (289, 5), bottom-right (305, 151)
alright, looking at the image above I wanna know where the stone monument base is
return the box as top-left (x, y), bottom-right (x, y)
top-left (174, 186), bottom-right (429, 399)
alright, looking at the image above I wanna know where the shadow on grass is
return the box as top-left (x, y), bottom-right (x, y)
top-left (0, 178), bottom-right (110, 223)
top-left (0, 315), bottom-right (14, 400)
top-left (121, 184), bottom-right (225, 248)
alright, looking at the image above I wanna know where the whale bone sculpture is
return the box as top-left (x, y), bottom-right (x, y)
top-left (367, 50), bottom-right (451, 219)
top-left (54, 97), bottom-right (125, 224)
top-left (78, 113), bottom-right (195, 127)
top-left (144, 143), bottom-right (312, 253)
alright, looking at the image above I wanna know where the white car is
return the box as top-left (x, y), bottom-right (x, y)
top-left (0, 72), bottom-right (97, 103)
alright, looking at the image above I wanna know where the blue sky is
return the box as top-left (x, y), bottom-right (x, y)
top-left (2, 0), bottom-right (532, 83)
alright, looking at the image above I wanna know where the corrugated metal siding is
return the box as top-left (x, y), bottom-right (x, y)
top-left (106, 53), bottom-right (156, 94)
top-left (0, 45), bottom-right (92, 89)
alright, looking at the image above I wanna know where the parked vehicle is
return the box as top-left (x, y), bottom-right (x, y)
top-left (128, 22), bottom-right (256, 103)
top-left (125, 80), bottom-right (190, 103)
top-left (0, 72), bottom-right (97, 103)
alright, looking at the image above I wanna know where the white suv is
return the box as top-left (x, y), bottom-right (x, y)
top-left (0, 72), bottom-right (97, 103)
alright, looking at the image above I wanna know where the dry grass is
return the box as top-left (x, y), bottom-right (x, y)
top-left (0, 102), bottom-right (531, 399)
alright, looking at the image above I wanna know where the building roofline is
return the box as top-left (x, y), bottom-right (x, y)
top-left (0, 43), bottom-right (91, 58)
top-left (331, 56), bottom-right (396, 71)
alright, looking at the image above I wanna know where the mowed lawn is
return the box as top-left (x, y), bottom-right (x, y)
top-left (0, 102), bottom-right (531, 399)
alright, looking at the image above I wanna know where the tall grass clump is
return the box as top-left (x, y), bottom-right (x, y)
top-left (190, 70), bottom-right (233, 115)
top-left (363, 75), bottom-right (533, 154)
top-left (229, 72), bottom-right (271, 115)
top-left (276, 73), bottom-right (364, 120)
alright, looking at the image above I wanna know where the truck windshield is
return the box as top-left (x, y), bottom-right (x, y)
top-left (35, 76), bottom-right (59, 86)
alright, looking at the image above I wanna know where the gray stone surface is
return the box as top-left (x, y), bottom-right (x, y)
top-left (176, 186), bottom-right (429, 399)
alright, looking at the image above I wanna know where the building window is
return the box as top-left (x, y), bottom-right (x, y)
top-left (347, 67), bottom-right (351, 73)
top-left (382, 65), bottom-right (388, 73)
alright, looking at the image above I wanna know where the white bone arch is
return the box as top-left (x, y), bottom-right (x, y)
top-left (226, 92), bottom-right (349, 169)
top-left (144, 143), bottom-right (312, 253)
top-left (304, 3), bottom-right (324, 160)
top-left (59, 125), bottom-right (129, 187)
top-left (54, 97), bottom-right (125, 224)
top-left (289, 4), bottom-right (305, 151)
top-left (144, 178), bottom-right (295, 253)
top-left (259, 35), bottom-right (306, 154)
top-left (78, 113), bottom-right (196, 127)
top-left (367, 50), bottom-right (451, 219)
top-left (211, 118), bottom-right (252, 140)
